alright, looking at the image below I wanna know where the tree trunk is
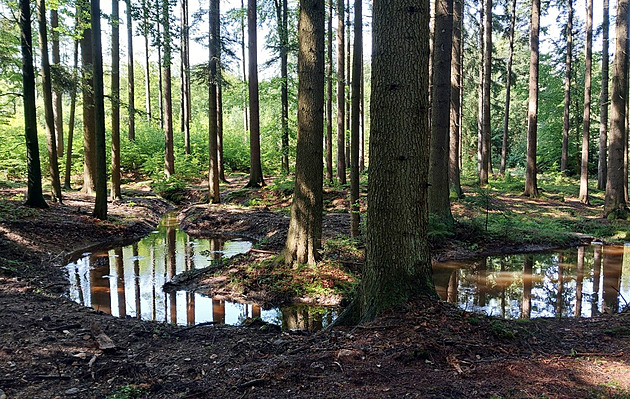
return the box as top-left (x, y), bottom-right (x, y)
top-left (429, 0), bottom-right (453, 226)
top-left (208, 0), bottom-right (220, 203)
top-left (218, 81), bottom-right (227, 182)
top-left (51, 9), bottom-right (63, 159)
top-left (19, 0), bottom-right (47, 208)
top-left (64, 40), bottom-right (79, 189)
top-left (325, 0), bottom-right (333, 182)
top-left (156, 6), bottom-right (164, 130)
top-left (345, 11), bottom-right (351, 170)
top-left (579, 0), bottom-right (593, 204)
top-left (111, 0), bottom-right (122, 200)
top-left (336, 0), bottom-right (346, 184)
top-left (477, 0), bottom-right (485, 183)
top-left (246, 0), bottom-right (265, 187)
top-left (482, 0), bottom-right (492, 176)
top-left (500, 0), bottom-right (516, 175)
top-left (524, 0), bottom-right (540, 198)
top-left (598, 0), bottom-right (610, 190)
top-left (241, 0), bottom-right (248, 137)
top-left (126, 0), bottom-right (135, 141)
top-left (181, 0), bottom-right (190, 154)
top-left (283, 0), bottom-right (324, 266)
top-left (449, 0), bottom-right (463, 198)
top-left (273, 0), bottom-right (290, 174)
top-left (143, 0), bottom-right (151, 123)
top-left (91, 0), bottom-right (108, 220)
top-left (80, 6), bottom-right (96, 194)
top-left (349, 0), bottom-right (362, 238)
top-left (359, 60), bottom-right (365, 172)
top-left (37, 0), bottom-right (62, 203)
top-left (605, 0), bottom-right (629, 217)
top-left (561, 0), bottom-right (573, 173)
top-left (162, 0), bottom-right (175, 178)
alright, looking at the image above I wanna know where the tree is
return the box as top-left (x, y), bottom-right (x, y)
top-left (111, 0), bottom-right (122, 200)
top-left (604, 0), bottom-right (629, 217)
top-left (80, 1), bottom-right (96, 194)
top-left (349, 0), bottom-right (361, 237)
top-left (578, 0), bottom-right (593, 204)
top-left (181, 0), bottom-right (190, 154)
top-left (336, 0), bottom-right (346, 184)
top-left (477, 0), bottom-right (486, 184)
top-left (64, 39), bottom-right (79, 189)
top-left (126, 0), bottom-right (135, 141)
top-left (92, 0), bottom-right (108, 220)
top-left (142, 0), bottom-right (151, 123)
top-left (561, 0), bottom-right (573, 174)
top-left (162, 0), bottom-right (175, 178)
top-left (208, 0), bottom-right (220, 203)
top-left (524, 0), bottom-right (540, 198)
top-left (598, 0), bottom-right (610, 190)
top-left (274, 0), bottom-right (290, 174)
top-left (51, 8), bottom-right (63, 159)
top-left (482, 0), bottom-right (492, 177)
top-left (283, 0), bottom-right (324, 266)
top-left (37, 0), bottom-right (62, 203)
top-left (429, 0), bottom-right (453, 226)
top-left (19, 0), bottom-right (47, 208)
top-left (246, 0), bottom-right (265, 187)
top-left (325, 0), bottom-right (333, 183)
top-left (449, 0), bottom-right (463, 197)
top-left (500, 0), bottom-right (516, 176)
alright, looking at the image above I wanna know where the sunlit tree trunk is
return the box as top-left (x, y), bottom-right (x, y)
top-left (218, 76), bottom-right (227, 182)
top-left (275, 0), bottom-right (290, 174)
top-left (477, 0), bottom-right (485, 183)
top-left (111, 0), bottom-right (122, 200)
top-left (241, 0), bottom-right (248, 137)
top-left (162, 0), bottom-right (175, 178)
top-left (482, 0), bottom-right (492, 176)
top-left (524, 0), bottom-right (540, 198)
top-left (126, 0), bottom-right (135, 141)
top-left (51, 9), bottom-right (63, 159)
top-left (283, 0), bottom-right (324, 265)
top-left (325, 0), bottom-right (333, 183)
top-left (143, 0), bottom-right (151, 123)
top-left (92, 0), bottom-right (108, 220)
top-left (181, 0), bottom-right (190, 154)
top-left (579, 0), bottom-right (593, 204)
top-left (359, 60), bottom-right (365, 172)
top-left (336, 0), bottom-right (346, 184)
top-left (208, 0), bottom-right (220, 203)
top-left (598, 0), bottom-right (610, 190)
top-left (156, 2), bottom-right (164, 130)
top-left (561, 0), bottom-right (573, 173)
top-left (80, 6), bottom-right (96, 195)
top-left (345, 11), bottom-right (350, 170)
top-left (500, 0), bottom-right (516, 175)
top-left (64, 39), bottom-right (79, 189)
top-left (349, 0), bottom-right (361, 237)
top-left (20, 0), bottom-right (47, 208)
top-left (246, 0), bottom-right (265, 187)
top-left (449, 0), bottom-right (463, 197)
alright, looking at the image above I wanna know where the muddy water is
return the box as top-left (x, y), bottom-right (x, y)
top-left (65, 213), bottom-right (338, 331)
top-left (434, 244), bottom-right (630, 318)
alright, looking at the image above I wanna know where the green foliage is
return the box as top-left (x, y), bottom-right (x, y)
top-left (106, 385), bottom-right (146, 399)
top-left (428, 214), bottom-right (455, 247)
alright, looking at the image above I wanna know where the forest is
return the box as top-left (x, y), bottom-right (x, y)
top-left (1, 0), bottom-right (630, 397)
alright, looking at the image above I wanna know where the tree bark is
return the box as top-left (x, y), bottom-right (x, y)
top-left (111, 0), bottom-right (122, 200)
top-left (246, 0), bottom-right (265, 187)
top-left (80, 5), bottom-right (96, 194)
top-left (19, 0), bottom-right (47, 208)
top-left (143, 0), bottom-right (151, 123)
top-left (598, 0), bottom-right (610, 190)
top-left (524, 0), bottom-right (540, 198)
top-left (283, 0), bottom-right (324, 266)
top-left (604, 0), bottom-right (629, 217)
top-left (274, 0), bottom-right (290, 174)
top-left (482, 0), bottom-right (492, 176)
top-left (579, 0), bottom-right (593, 204)
top-left (500, 0), bottom-right (516, 175)
top-left (92, 0), bottom-right (108, 220)
top-left (561, 0), bottom-right (573, 173)
top-left (449, 0), bottom-right (463, 197)
top-left (208, 0), bottom-right (220, 203)
top-left (181, 0), bottom-right (190, 154)
top-left (477, 0), bottom-right (485, 183)
top-left (162, 0), bottom-right (175, 178)
top-left (241, 0), bottom-right (248, 137)
top-left (51, 9), bottom-right (63, 159)
top-left (325, 0), bottom-right (333, 182)
top-left (349, 0), bottom-right (361, 237)
top-left (156, 5), bottom-right (164, 129)
top-left (64, 40), bottom-right (79, 189)
top-left (336, 0), bottom-right (346, 184)
top-left (126, 0), bottom-right (136, 141)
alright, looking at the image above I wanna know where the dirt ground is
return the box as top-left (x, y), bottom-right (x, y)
top-left (1, 182), bottom-right (630, 399)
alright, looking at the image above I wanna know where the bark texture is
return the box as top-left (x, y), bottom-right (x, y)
top-left (524, 0), bottom-right (540, 198)
top-left (349, 0), bottom-right (361, 237)
top-left (579, 0), bottom-right (593, 204)
top-left (80, 7), bottom-right (96, 194)
top-left (246, 0), bottom-right (265, 187)
top-left (336, 0), bottom-right (346, 184)
top-left (208, 0), bottom-right (220, 203)
top-left (561, 0), bottom-right (573, 173)
top-left (500, 0), bottom-right (516, 175)
top-left (598, 0), bottom-right (609, 190)
top-left (325, 0), bottom-right (333, 182)
top-left (111, 0), bottom-right (121, 200)
top-left (51, 9), bottom-right (63, 159)
top-left (126, 0), bottom-right (135, 141)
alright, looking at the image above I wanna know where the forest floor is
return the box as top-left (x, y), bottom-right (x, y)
top-left (1, 175), bottom-right (630, 398)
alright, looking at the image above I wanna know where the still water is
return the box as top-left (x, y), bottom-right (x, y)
top-left (65, 213), bottom-right (338, 331)
top-left (434, 244), bottom-right (630, 319)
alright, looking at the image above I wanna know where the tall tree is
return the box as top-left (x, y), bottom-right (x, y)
top-left (111, 0), bottom-right (122, 199)
top-left (19, 0), bottom-right (47, 208)
top-left (336, 0), bottom-right (346, 184)
top-left (604, 0), bottom-right (629, 217)
top-left (477, 0), bottom-right (485, 183)
top-left (524, 0), bottom-right (540, 198)
top-left (156, 1), bottom-right (164, 129)
top-left (482, 0), bottom-right (492, 177)
top-left (64, 39), bottom-right (79, 189)
top-left (246, 0), bottom-right (265, 187)
top-left (428, 0), bottom-right (453, 225)
top-left (80, 2), bottom-right (96, 194)
top-left (37, 0), bottom-right (62, 203)
top-left (241, 0), bottom-right (248, 136)
top-left (500, 0), bottom-right (516, 175)
top-left (181, 0), bottom-right (190, 154)
top-left (126, 0), bottom-right (135, 140)
top-left (275, 0), bottom-right (290, 174)
top-left (208, 0), bottom-right (220, 203)
top-left (561, 0), bottom-right (573, 173)
top-left (598, 0), bottom-right (610, 190)
top-left (325, 0), bottom-right (333, 182)
top-left (579, 0), bottom-right (593, 204)
top-left (51, 8), bottom-right (63, 158)
top-left (283, 0), bottom-right (324, 265)
top-left (142, 0), bottom-right (151, 123)
top-left (162, 0), bottom-right (175, 178)
top-left (92, 0), bottom-right (108, 220)
top-left (349, 0), bottom-right (361, 237)
top-left (449, 0), bottom-right (463, 197)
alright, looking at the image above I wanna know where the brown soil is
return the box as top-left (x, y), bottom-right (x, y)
top-left (1, 183), bottom-right (630, 399)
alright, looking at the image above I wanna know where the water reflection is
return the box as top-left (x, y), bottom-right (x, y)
top-left (65, 213), bottom-right (337, 331)
top-left (433, 244), bottom-right (630, 319)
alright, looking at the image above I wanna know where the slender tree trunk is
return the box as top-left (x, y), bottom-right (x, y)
top-left (336, 0), bottom-right (346, 184)
top-left (241, 0), bottom-right (248, 137)
top-left (143, 0), bottom-right (151, 123)
top-left (482, 0), bottom-right (492, 176)
top-left (246, 0), bottom-right (265, 187)
top-left (181, 0), bottom-right (190, 154)
top-left (359, 60), bottom-right (365, 172)
top-left (477, 0), bottom-right (484, 182)
top-left (524, 0), bottom-right (540, 198)
top-left (500, 0), bottom-right (516, 175)
top-left (64, 40), bottom-right (79, 189)
top-left (80, 10), bottom-right (96, 194)
top-left (20, 0), bottom-right (47, 208)
top-left (111, 0), bottom-right (122, 200)
top-left (598, 0), bottom-right (610, 190)
top-left (345, 10), bottom-right (350, 169)
top-left (325, 0), bottom-right (333, 182)
top-left (579, 0), bottom-right (593, 204)
top-left (349, 0), bottom-right (362, 237)
top-left (37, 0), bottom-right (62, 203)
top-left (156, 6), bottom-right (164, 130)
top-left (273, 0), bottom-right (290, 174)
top-left (92, 0), bottom-right (108, 220)
top-left (126, 0), bottom-right (135, 141)
top-left (218, 81), bottom-right (227, 182)
top-left (51, 9), bottom-right (63, 159)
top-left (208, 0), bottom-right (220, 203)
top-left (283, 0), bottom-right (324, 265)
top-left (561, 0), bottom-right (573, 173)
top-left (449, 0), bottom-right (463, 197)
top-left (162, 0), bottom-right (175, 178)
top-left (429, 0), bottom-right (453, 226)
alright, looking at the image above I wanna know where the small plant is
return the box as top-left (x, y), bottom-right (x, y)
top-left (107, 385), bottom-right (146, 399)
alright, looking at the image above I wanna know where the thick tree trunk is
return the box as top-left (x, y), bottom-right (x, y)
top-left (92, 0), bottom-right (108, 220)
top-left (38, 0), bottom-right (62, 203)
top-left (80, 8), bottom-right (96, 194)
top-left (64, 40), bottom-right (79, 189)
top-left (325, 0), bottom-right (333, 182)
top-left (336, 0), bottom-right (346, 184)
top-left (126, 0), bottom-right (135, 141)
top-left (19, 0), bottom-right (47, 208)
top-left (524, 0), bottom-right (540, 198)
top-left (561, 0), bottom-right (573, 173)
top-left (500, 0), bottom-right (516, 175)
top-left (349, 0), bottom-right (362, 237)
top-left (449, 0), bottom-right (463, 197)
top-left (246, 0), bottom-right (265, 187)
top-left (111, 0), bottom-right (122, 200)
top-left (482, 0), bottom-right (492, 176)
top-left (283, 0), bottom-right (324, 266)
top-left (162, 0), bottom-right (175, 178)
top-left (51, 9), bottom-right (63, 159)
top-left (604, 0), bottom-right (629, 217)
top-left (598, 0), bottom-right (610, 190)
top-left (428, 0), bottom-right (453, 226)
top-left (579, 0), bottom-right (593, 204)
top-left (208, 0), bottom-right (220, 203)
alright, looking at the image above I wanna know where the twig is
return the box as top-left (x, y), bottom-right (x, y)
top-left (249, 248), bottom-right (278, 254)
top-left (172, 321), bottom-right (217, 335)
